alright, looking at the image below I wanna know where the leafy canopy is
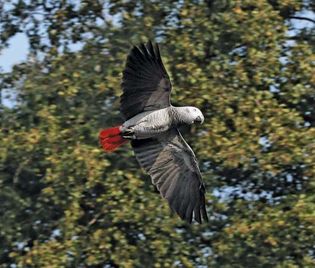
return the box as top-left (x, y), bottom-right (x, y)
top-left (0, 0), bottom-right (314, 267)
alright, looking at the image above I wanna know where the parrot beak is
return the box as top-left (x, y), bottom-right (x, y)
top-left (195, 116), bottom-right (204, 124)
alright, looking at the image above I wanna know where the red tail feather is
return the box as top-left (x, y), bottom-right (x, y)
top-left (99, 126), bottom-right (127, 152)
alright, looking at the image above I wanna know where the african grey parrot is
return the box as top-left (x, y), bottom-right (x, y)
top-left (99, 41), bottom-right (208, 223)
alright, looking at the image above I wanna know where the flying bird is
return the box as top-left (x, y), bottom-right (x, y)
top-left (99, 41), bottom-right (208, 223)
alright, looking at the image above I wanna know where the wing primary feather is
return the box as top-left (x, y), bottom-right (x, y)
top-left (147, 40), bottom-right (156, 60)
top-left (177, 177), bottom-right (192, 218)
top-left (139, 43), bottom-right (152, 61)
top-left (154, 43), bottom-right (162, 62)
top-left (200, 185), bottom-right (209, 222)
top-left (185, 202), bottom-right (194, 224)
top-left (194, 206), bottom-right (202, 224)
top-left (154, 43), bottom-right (168, 76)
top-left (131, 46), bottom-right (146, 63)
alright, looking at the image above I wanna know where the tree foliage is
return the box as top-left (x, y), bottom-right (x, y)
top-left (1, 0), bottom-right (314, 267)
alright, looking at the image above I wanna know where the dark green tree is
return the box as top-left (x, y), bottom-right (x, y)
top-left (1, 0), bottom-right (314, 267)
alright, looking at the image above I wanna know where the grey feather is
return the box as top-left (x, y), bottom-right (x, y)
top-left (119, 42), bottom-right (208, 224)
top-left (120, 41), bottom-right (172, 120)
top-left (131, 129), bottom-right (208, 223)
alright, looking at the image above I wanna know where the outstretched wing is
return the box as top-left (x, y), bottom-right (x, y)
top-left (120, 41), bottom-right (172, 120)
top-left (131, 129), bottom-right (208, 223)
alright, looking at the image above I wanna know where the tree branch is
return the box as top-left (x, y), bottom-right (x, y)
top-left (289, 16), bottom-right (315, 24)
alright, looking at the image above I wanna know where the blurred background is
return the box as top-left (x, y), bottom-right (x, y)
top-left (0, 0), bottom-right (314, 267)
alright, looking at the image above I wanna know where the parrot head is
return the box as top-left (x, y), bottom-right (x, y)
top-left (181, 106), bottom-right (204, 125)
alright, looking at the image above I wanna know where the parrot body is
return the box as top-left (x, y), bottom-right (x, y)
top-left (99, 41), bottom-right (208, 223)
top-left (120, 107), bottom-right (172, 139)
top-left (120, 106), bottom-right (204, 139)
